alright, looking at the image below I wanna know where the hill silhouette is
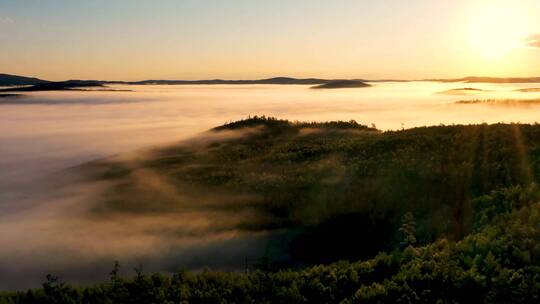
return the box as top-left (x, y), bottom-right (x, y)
top-left (311, 79), bottom-right (371, 89)
top-left (111, 77), bottom-right (333, 85)
top-left (4, 72), bottom-right (540, 88)
top-left (0, 74), bottom-right (49, 86)
top-left (0, 80), bottom-right (105, 92)
top-left (426, 76), bottom-right (540, 83)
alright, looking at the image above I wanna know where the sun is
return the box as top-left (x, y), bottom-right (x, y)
top-left (468, 1), bottom-right (531, 59)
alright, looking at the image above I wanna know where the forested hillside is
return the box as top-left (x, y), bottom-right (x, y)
top-left (3, 117), bottom-right (540, 303)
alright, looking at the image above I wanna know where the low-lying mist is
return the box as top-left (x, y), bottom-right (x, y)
top-left (2, 82), bottom-right (540, 184)
top-left (2, 83), bottom-right (540, 289)
top-left (0, 128), bottom-right (284, 290)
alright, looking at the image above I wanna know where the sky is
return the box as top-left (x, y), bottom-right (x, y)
top-left (1, 0), bottom-right (540, 81)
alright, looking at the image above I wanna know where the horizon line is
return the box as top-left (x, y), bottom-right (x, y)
top-left (3, 72), bottom-right (540, 84)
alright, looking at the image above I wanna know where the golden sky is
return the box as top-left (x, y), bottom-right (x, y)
top-left (1, 0), bottom-right (539, 80)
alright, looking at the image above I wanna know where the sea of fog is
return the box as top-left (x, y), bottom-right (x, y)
top-left (1, 81), bottom-right (540, 289)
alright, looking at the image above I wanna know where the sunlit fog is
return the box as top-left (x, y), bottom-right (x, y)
top-left (2, 82), bottom-right (540, 289)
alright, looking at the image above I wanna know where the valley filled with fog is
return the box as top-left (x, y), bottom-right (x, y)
top-left (2, 82), bottom-right (540, 289)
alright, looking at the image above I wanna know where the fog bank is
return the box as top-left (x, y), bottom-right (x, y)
top-left (2, 83), bottom-right (540, 289)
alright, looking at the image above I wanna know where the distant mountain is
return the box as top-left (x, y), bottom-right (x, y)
top-left (109, 77), bottom-right (332, 85)
top-left (0, 80), bottom-right (105, 92)
top-left (0, 74), bottom-right (335, 87)
top-left (311, 80), bottom-right (371, 89)
top-left (5, 73), bottom-right (540, 87)
top-left (435, 87), bottom-right (488, 95)
top-left (425, 76), bottom-right (540, 83)
top-left (0, 74), bottom-right (49, 86)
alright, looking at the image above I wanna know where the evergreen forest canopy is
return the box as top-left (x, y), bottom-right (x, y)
top-left (3, 116), bottom-right (540, 303)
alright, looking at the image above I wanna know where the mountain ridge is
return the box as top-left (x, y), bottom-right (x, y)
top-left (4, 73), bottom-right (540, 86)
top-left (0, 74), bottom-right (50, 86)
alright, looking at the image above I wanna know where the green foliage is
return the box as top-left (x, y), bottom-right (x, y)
top-left (3, 197), bottom-right (540, 303)
top-left (88, 119), bottom-right (540, 264)
top-left (399, 212), bottom-right (417, 247)
top-left (0, 195), bottom-right (540, 303)
top-left (6, 119), bottom-right (540, 302)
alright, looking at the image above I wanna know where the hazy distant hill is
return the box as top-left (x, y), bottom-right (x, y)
top-left (426, 76), bottom-right (540, 83)
top-left (0, 74), bottom-right (49, 86)
top-left (0, 74), bottom-right (336, 86)
top-left (0, 80), bottom-right (105, 92)
top-left (110, 77), bottom-right (333, 85)
top-left (5, 72), bottom-right (540, 87)
top-left (311, 79), bottom-right (371, 89)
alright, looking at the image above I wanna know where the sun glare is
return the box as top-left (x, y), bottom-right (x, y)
top-left (468, 1), bottom-right (531, 59)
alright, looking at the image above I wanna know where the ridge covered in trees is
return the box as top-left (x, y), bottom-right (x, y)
top-left (3, 117), bottom-right (540, 303)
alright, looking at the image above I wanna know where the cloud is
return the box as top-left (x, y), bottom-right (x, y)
top-left (526, 33), bottom-right (540, 48)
